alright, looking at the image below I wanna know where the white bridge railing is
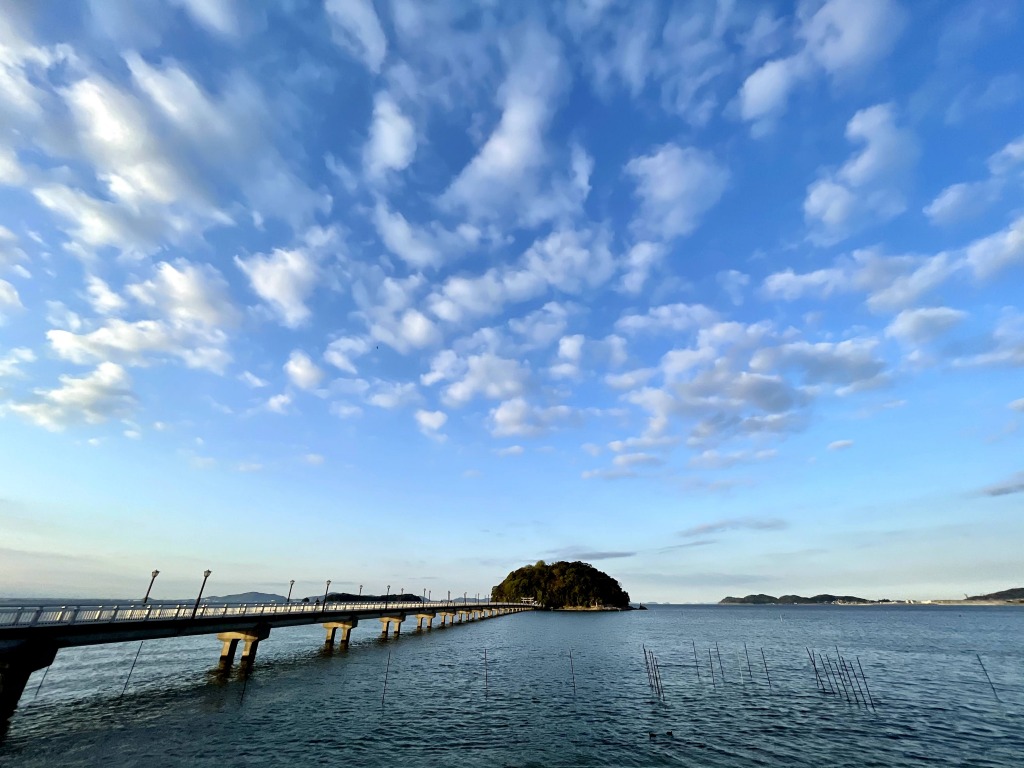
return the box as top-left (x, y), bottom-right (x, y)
top-left (0, 600), bottom-right (528, 629)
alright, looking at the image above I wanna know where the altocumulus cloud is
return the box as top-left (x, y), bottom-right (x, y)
top-left (679, 518), bottom-right (787, 539)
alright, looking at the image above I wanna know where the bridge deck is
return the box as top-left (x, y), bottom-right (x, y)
top-left (0, 600), bottom-right (526, 650)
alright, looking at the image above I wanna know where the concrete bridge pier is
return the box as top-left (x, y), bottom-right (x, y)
top-left (0, 643), bottom-right (57, 722)
top-left (323, 619), bottom-right (358, 647)
top-left (216, 627), bottom-right (269, 669)
top-left (415, 613), bottom-right (435, 631)
top-left (378, 616), bottom-right (404, 638)
top-left (439, 611), bottom-right (456, 627)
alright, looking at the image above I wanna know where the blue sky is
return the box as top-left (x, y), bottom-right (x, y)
top-left (0, 0), bottom-right (1022, 603)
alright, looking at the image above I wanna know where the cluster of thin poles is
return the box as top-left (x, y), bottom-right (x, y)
top-left (643, 645), bottom-right (666, 701)
top-left (689, 640), bottom-right (773, 692)
top-left (807, 646), bottom-right (875, 710)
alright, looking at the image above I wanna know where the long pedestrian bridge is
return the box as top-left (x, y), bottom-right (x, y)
top-left (0, 598), bottom-right (532, 721)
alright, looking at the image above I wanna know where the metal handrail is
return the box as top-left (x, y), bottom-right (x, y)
top-left (0, 599), bottom-right (528, 629)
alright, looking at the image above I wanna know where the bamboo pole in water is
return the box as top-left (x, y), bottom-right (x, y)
top-left (760, 648), bottom-right (773, 692)
top-left (819, 652), bottom-right (837, 695)
top-left (976, 654), bottom-right (1001, 702)
top-left (715, 642), bottom-right (726, 684)
top-left (806, 647), bottom-right (825, 692)
top-left (568, 648), bottom-right (576, 698)
top-left (827, 655), bottom-right (850, 702)
top-left (692, 640), bottom-right (701, 682)
top-left (856, 657), bottom-right (876, 710)
top-left (745, 643), bottom-right (754, 683)
top-left (708, 648), bottom-right (716, 690)
top-left (381, 651), bottom-right (392, 708)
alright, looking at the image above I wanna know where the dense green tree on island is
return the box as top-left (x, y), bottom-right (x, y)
top-left (491, 560), bottom-right (631, 609)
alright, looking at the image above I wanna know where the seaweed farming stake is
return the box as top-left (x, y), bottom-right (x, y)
top-left (806, 648), bottom-right (823, 692)
top-left (744, 643), bottom-right (754, 683)
top-left (568, 648), bottom-right (576, 698)
top-left (708, 648), bottom-right (717, 690)
top-left (760, 648), bottom-right (773, 693)
top-left (836, 647), bottom-right (861, 705)
top-left (856, 657), bottom-right (876, 710)
top-left (844, 657), bottom-right (866, 706)
top-left (692, 640), bottom-right (701, 682)
top-left (976, 654), bottom-right (1001, 703)
top-left (484, 648), bottom-right (489, 698)
top-left (715, 642), bottom-right (726, 684)
top-left (381, 650), bottom-right (392, 708)
top-left (643, 644), bottom-right (653, 689)
top-left (120, 641), bottom-right (145, 697)
top-left (819, 652), bottom-right (837, 695)
top-left (827, 655), bottom-right (850, 702)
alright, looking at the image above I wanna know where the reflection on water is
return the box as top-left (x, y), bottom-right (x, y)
top-left (2, 606), bottom-right (1022, 767)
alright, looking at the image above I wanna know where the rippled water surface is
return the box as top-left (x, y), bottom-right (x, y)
top-left (2, 605), bottom-right (1022, 766)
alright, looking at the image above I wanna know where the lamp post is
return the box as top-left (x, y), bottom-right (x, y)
top-left (464, 591), bottom-right (467, 603)
top-left (447, 590), bottom-right (450, 603)
top-left (400, 587), bottom-right (404, 605)
top-left (423, 588), bottom-right (426, 602)
top-left (428, 590), bottom-right (431, 601)
top-left (386, 584), bottom-right (390, 605)
top-left (191, 569), bottom-right (212, 620)
top-left (286, 579), bottom-right (295, 605)
top-left (358, 584), bottom-right (363, 597)
top-left (322, 580), bottom-right (331, 613)
top-left (143, 570), bottom-right (159, 604)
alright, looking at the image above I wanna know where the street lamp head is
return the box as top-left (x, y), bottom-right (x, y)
top-left (151, 570), bottom-right (159, 579)
top-left (203, 569), bottom-right (211, 578)
top-left (326, 579), bottom-right (331, 588)
top-left (290, 579), bottom-right (295, 586)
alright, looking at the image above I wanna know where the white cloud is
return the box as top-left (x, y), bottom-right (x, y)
top-left (508, 302), bottom-right (573, 350)
top-left (1009, 399), bottom-right (1024, 413)
top-left (620, 241), bottom-right (665, 295)
top-left (367, 381), bottom-right (418, 409)
top-left (325, 0), bottom-right (387, 73)
top-left (626, 144), bottom-right (728, 240)
top-left (128, 260), bottom-right (237, 328)
top-left (324, 336), bottom-right (370, 374)
top-left (688, 449), bottom-right (776, 469)
top-left (266, 393), bottom-right (291, 413)
top-left (739, 55), bottom-right (807, 125)
top-left (373, 200), bottom-right (439, 268)
top-left (235, 246), bottom-right (319, 328)
top-left (239, 371), bottom-right (268, 388)
top-left (47, 318), bottom-right (230, 373)
top-left (923, 181), bottom-right (999, 225)
top-left (85, 275), bottom-right (127, 315)
top-left (738, 0), bottom-right (905, 129)
top-left (717, 270), bottom-right (750, 305)
top-left (827, 439), bottom-right (854, 451)
top-left (441, 353), bottom-right (528, 406)
top-left (442, 25), bottom-right (564, 221)
top-left (0, 279), bottom-right (22, 314)
top-left (415, 409), bottom-right (447, 433)
top-left (885, 307), bottom-right (967, 344)
top-left (7, 362), bottom-right (137, 431)
top-left (805, 103), bottom-right (918, 244)
top-left (284, 350), bottom-right (325, 391)
top-left (0, 347), bottom-right (34, 378)
top-left (489, 397), bottom-right (573, 437)
top-left (173, 0), bottom-right (241, 37)
top-left (750, 339), bottom-right (887, 391)
top-left (497, 445), bottom-right (524, 456)
top-left (365, 93), bottom-right (416, 178)
top-left (964, 215), bottom-right (1024, 279)
top-left (613, 452), bottom-right (663, 468)
top-left (550, 334), bottom-right (585, 379)
top-left (616, 303), bottom-right (717, 335)
top-left (304, 453), bottom-right (326, 465)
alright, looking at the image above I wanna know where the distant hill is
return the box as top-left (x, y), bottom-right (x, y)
top-left (206, 592), bottom-right (287, 604)
top-left (721, 593), bottom-right (874, 605)
top-left (492, 560), bottom-right (631, 609)
top-left (966, 587), bottom-right (1024, 601)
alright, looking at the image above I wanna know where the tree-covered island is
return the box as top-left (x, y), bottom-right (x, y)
top-left (491, 560), bottom-right (632, 610)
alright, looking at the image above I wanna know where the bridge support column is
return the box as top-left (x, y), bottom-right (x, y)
top-left (324, 619), bottom-right (358, 647)
top-left (216, 627), bottom-right (270, 670)
top-left (415, 613), bottom-right (435, 631)
top-left (0, 643), bottom-right (57, 723)
top-left (440, 611), bottom-right (456, 627)
top-left (379, 616), bottom-right (404, 638)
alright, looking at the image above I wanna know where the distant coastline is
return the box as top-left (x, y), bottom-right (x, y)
top-left (719, 587), bottom-right (1024, 606)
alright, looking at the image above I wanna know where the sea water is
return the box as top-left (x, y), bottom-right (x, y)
top-left (1, 605), bottom-right (1021, 767)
